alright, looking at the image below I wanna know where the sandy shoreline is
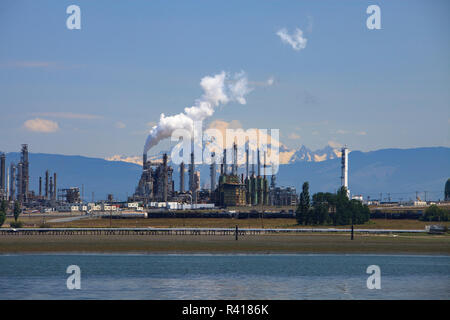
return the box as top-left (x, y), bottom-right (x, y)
top-left (1, 233), bottom-right (449, 255)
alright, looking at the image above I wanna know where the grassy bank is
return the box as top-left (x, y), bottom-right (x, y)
top-left (3, 216), bottom-right (448, 230)
top-left (0, 233), bottom-right (449, 255)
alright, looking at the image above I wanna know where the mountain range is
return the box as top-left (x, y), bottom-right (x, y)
top-left (106, 144), bottom-right (344, 166)
top-left (3, 146), bottom-right (449, 202)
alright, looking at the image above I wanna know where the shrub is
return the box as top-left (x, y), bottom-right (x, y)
top-left (10, 221), bottom-right (23, 228)
top-left (421, 205), bottom-right (449, 222)
top-left (0, 211), bottom-right (5, 227)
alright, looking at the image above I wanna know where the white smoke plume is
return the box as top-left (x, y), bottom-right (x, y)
top-left (143, 71), bottom-right (251, 154)
top-left (276, 28), bottom-right (308, 51)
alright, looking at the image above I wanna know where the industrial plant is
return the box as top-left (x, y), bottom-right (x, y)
top-left (1, 141), bottom-right (447, 218)
top-left (0, 143), bottom-right (357, 214)
top-left (0, 144), bottom-right (84, 213)
top-left (128, 142), bottom-right (293, 210)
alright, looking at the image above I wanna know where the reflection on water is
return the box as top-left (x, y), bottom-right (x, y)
top-left (0, 254), bottom-right (448, 299)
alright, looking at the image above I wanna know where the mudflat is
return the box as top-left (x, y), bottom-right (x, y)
top-left (1, 233), bottom-right (449, 255)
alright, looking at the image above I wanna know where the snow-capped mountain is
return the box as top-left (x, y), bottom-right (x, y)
top-left (7, 147), bottom-right (446, 201)
top-left (288, 145), bottom-right (342, 163)
top-left (106, 144), bottom-right (345, 165)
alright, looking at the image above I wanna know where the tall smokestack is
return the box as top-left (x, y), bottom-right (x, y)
top-left (20, 144), bottom-right (29, 202)
top-left (49, 177), bottom-right (53, 200)
top-left (252, 151), bottom-right (255, 177)
top-left (270, 164), bottom-right (276, 189)
top-left (6, 169), bottom-right (9, 200)
top-left (210, 152), bottom-right (216, 191)
top-left (223, 148), bottom-right (227, 175)
top-left (45, 170), bottom-right (49, 199)
top-left (0, 152), bottom-right (5, 193)
top-left (246, 148), bottom-right (249, 179)
top-left (39, 177), bottom-right (42, 196)
top-left (17, 163), bottom-right (23, 202)
top-left (257, 148), bottom-right (261, 177)
top-left (163, 153), bottom-right (168, 202)
top-left (264, 151), bottom-right (266, 177)
top-left (143, 153), bottom-right (147, 168)
top-left (53, 173), bottom-right (57, 201)
top-left (232, 142), bottom-right (237, 175)
top-left (189, 152), bottom-right (194, 194)
top-left (341, 147), bottom-right (350, 197)
top-left (9, 163), bottom-right (15, 201)
top-left (180, 162), bottom-right (185, 193)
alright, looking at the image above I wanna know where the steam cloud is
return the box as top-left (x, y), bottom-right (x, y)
top-left (276, 28), bottom-right (308, 51)
top-left (143, 71), bottom-right (251, 154)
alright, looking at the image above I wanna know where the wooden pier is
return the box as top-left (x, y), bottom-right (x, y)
top-left (0, 227), bottom-right (426, 236)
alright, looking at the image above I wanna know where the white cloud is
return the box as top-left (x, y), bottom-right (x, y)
top-left (115, 121), bottom-right (126, 129)
top-left (288, 132), bottom-right (301, 140)
top-left (24, 118), bottom-right (59, 133)
top-left (276, 28), bottom-right (308, 51)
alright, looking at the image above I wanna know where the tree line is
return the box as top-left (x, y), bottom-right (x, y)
top-left (0, 200), bottom-right (22, 228)
top-left (295, 182), bottom-right (370, 226)
top-left (420, 204), bottom-right (449, 222)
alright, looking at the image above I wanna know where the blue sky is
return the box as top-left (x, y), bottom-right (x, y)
top-left (0, 0), bottom-right (449, 158)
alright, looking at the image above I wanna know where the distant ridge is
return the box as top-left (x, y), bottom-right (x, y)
top-left (4, 146), bottom-right (449, 201)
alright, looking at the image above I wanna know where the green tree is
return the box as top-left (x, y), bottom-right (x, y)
top-left (0, 200), bottom-right (7, 227)
top-left (421, 204), bottom-right (449, 222)
top-left (335, 186), bottom-right (351, 225)
top-left (445, 178), bottom-right (450, 201)
top-left (301, 188), bottom-right (370, 226)
top-left (13, 201), bottom-right (21, 222)
top-left (311, 192), bottom-right (335, 225)
top-left (296, 182), bottom-right (310, 225)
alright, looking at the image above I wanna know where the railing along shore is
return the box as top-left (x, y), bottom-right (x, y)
top-left (0, 227), bottom-right (426, 236)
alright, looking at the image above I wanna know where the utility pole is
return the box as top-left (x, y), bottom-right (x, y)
top-left (351, 223), bottom-right (354, 240)
top-left (351, 211), bottom-right (354, 240)
top-left (260, 194), bottom-right (264, 229)
top-left (235, 225), bottom-right (238, 241)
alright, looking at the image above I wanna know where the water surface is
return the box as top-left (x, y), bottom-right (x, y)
top-left (0, 254), bottom-right (448, 299)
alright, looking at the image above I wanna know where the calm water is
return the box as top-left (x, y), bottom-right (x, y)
top-left (0, 254), bottom-right (448, 299)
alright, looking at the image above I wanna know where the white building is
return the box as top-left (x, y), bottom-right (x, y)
top-left (101, 203), bottom-right (119, 211)
top-left (88, 203), bottom-right (101, 211)
top-left (126, 202), bottom-right (140, 209)
top-left (406, 200), bottom-right (427, 207)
